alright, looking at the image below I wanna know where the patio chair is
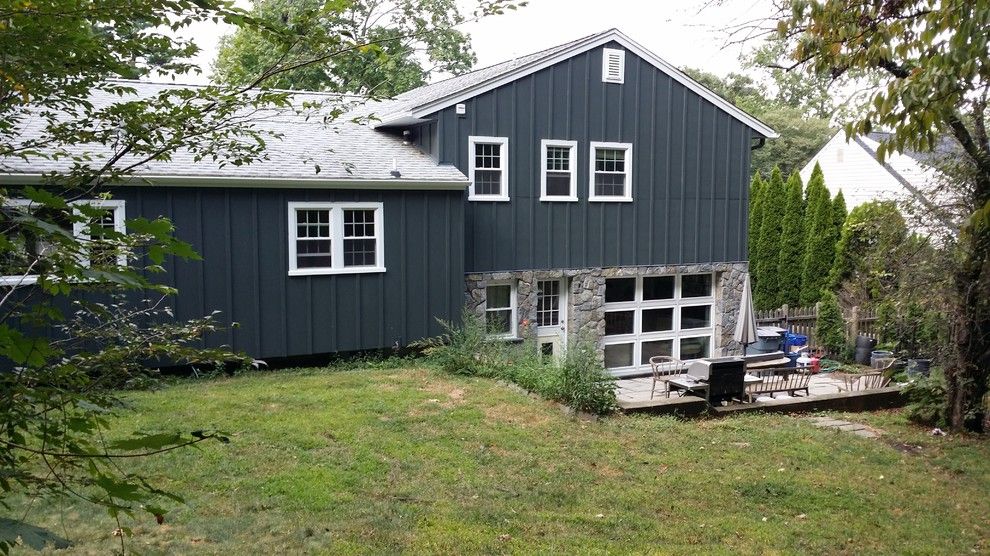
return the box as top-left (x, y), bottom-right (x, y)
top-left (834, 370), bottom-right (892, 392)
top-left (649, 356), bottom-right (683, 399)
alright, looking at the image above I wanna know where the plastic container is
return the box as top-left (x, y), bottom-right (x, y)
top-left (785, 333), bottom-right (808, 349)
top-left (907, 358), bottom-right (932, 377)
top-left (785, 352), bottom-right (800, 368)
top-left (871, 350), bottom-right (894, 367)
top-left (854, 336), bottom-right (878, 365)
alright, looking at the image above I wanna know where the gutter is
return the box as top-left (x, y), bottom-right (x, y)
top-left (0, 173), bottom-right (469, 191)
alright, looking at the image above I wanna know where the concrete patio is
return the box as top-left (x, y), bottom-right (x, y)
top-left (614, 372), bottom-right (906, 417)
top-left (616, 372), bottom-right (849, 405)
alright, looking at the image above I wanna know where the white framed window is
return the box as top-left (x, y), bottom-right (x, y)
top-left (540, 139), bottom-right (578, 201)
top-left (287, 201), bottom-right (385, 276)
top-left (1, 198), bottom-right (127, 286)
top-left (485, 280), bottom-right (516, 338)
top-left (602, 48), bottom-right (625, 84)
top-left (589, 142), bottom-right (632, 202)
top-left (602, 273), bottom-right (715, 375)
top-left (468, 136), bottom-right (509, 201)
top-left (73, 199), bottom-right (127, 268)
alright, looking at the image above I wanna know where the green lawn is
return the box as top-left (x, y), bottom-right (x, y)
top-left (10, 366), bottom-right (990, 554)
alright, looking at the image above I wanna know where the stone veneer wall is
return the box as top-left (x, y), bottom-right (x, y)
top-left (465, 262), bottom-right (749, 357)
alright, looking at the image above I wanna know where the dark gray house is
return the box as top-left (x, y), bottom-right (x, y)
top-left (2, 29), bottom-right (776, 376)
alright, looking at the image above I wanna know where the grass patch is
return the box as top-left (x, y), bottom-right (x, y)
top-left (7, 367), bottom-right (990, 554)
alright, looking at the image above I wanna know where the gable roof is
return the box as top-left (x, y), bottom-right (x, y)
top-left (1, 81), bottom-right (467, 189)
top-left (371, 29), bottom-right (778, 138)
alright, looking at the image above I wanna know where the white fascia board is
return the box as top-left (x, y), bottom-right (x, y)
top-left (370, 111), bottom-right (426, 129)
top-left (0, 173), bottom-right (469, 190)
top-left (402, 29), bottom-right (778, 139)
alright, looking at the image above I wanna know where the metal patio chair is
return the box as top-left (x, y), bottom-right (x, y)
top-left (649, 356), bottom-right (683, 399)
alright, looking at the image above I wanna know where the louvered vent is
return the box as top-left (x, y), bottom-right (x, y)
top-left (602, 48), bottom-right (625, 84)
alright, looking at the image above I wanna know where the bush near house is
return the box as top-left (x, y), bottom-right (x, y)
top-left (417, 312), bottom-right (617, 415)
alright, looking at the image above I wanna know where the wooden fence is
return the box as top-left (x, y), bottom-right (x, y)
top-left (754, 304), bottom-right (879, 346)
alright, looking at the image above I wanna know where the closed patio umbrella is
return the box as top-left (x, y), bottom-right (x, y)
top-left (733, 273), bottom-right (758, 353)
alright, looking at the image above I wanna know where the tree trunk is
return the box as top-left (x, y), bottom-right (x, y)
top-left (945, 201), bottom-right (990, 431)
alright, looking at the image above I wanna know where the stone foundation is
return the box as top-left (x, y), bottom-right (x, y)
top-left (465, 262), bottom-right (749, 358)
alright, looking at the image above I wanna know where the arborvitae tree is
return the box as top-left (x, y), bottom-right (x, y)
top-left (754, 166), bottom-right (786, 309)
top-left (815, 290), bottom-right (847, 355)
top-left (831, 189), bottom-right (847, 240)
top-left (748, 173), bottom-right (765, 274)
top-left (803, 162), bottom-right (827, 246)
top-left (800, 168), bottom-right (836, 305)
top-left (777, 171), bottom-right (805, 306)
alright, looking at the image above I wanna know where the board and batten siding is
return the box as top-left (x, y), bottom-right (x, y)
top-left (113, 186), bottom-right (464, 360)
top-left (429, 42), bottom-right (756, 273)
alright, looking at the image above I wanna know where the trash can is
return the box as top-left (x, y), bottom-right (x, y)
top-left (907, 358), bottom-right (932, 377)
top-left (871, 350), bottom-right (894, 367)
top-left (855, 336), bottom-right (877, 365)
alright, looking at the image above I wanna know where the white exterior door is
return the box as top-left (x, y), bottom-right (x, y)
top-left (536, 279), bottom-right (567, 360)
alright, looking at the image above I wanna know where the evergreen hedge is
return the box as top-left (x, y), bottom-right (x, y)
top-left (777, 171), bottom-right (805, 306)
top-left (748, 172), bottom-right (765, 271)
top-left (800, 165), bottom-right (836, 305)
top-left (754, 166), bottom-right (786, 309)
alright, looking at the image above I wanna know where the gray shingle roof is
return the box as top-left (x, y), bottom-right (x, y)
top-left (1, 80), bottom-right (467, 187)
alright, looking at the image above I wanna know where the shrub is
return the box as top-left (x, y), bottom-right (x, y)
top-left (903, 369), bottom-right (947, 427)
top-left (815, 291), bottom-right (846, 356)
top-left (419, 314), bottom-right (616, 415)
top-left (754, 166), bottom-right (786, 309)
top-left (555, 341), bottom-right (617, 415)
top-left (414, 310), bottom-right (507, 377)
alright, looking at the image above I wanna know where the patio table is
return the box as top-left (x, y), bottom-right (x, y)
top-left (667, 373), bottom-right (764, 400)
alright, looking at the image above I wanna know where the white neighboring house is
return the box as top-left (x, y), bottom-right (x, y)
top-left (799, 131), bottom-right (942, 210)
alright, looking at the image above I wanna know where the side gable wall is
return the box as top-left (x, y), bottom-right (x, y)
top-left (429, 41), bottom-right (757, 273)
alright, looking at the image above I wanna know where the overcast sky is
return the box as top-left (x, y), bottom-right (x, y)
top-left (183, 0), bottom-right (775, 85)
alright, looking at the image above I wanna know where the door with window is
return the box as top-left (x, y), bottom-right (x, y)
top-left (536, 279), bottom-right (567, 360)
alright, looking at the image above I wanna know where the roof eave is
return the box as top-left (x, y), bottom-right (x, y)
top-left (0, 173), bottom-right (469, 190)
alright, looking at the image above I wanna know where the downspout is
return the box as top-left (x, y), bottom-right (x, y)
top-left (751, 137), bottom-right (766, 151)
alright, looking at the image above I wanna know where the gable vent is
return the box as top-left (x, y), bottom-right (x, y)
top-left (602, 48), bottom-right (625, 84)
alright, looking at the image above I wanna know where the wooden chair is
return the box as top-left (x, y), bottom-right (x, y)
top-left (834, 370), bottom-right (892, 392)
top-left (745, 368), bottom-right (811, 402)
top-left (649, 356), bottom-right (683, 399)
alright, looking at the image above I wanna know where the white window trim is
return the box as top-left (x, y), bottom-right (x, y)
top-left (0, 198), bottom-right (128, 286)
top-left (485, 280), bottom-right (517, 339)
top-left (602, 273), bottom-right (715, 373)
top-left (468, 136), bottom-right (510, 202)
top-left (589, 141), bottom-right (633, 202)
top-left (72, 199), bottom-right (127, 268)
top-left (602, 48), bottom-right (626, 84)
top-left (539, 139), bottom-right (578, 202)
top-left (287, 201), bottom-right (385, 276)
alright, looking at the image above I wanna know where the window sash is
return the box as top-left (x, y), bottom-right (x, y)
top-left (589, 142), bottom-right (632, 201)
top-left (540, 140), bottom-right (578, 201)
top-left (485, 281), bottom-right (516, 338)
top-left (287, 202), bottom-right (384, 276)
top-left (469, 136), bottom-right (509, 201)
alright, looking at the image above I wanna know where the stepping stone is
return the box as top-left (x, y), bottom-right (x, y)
top-left (812, 419), bottom-right (850, 428)
top-left (852, 429), bottom-right (880, 439)
top-left (837, 423), bottom-right (867, 432)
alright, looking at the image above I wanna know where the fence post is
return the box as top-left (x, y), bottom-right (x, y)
top-left (849, 305), bottom-right (860, 342)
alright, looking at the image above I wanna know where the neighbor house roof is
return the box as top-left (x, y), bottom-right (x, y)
top-left (0, 80), bottom-right (468, 189)
top-left (370, 28), bottom-right (778, 138)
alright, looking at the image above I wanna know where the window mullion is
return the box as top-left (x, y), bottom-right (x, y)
top-left (332, 206), bottom-right (344, 270)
